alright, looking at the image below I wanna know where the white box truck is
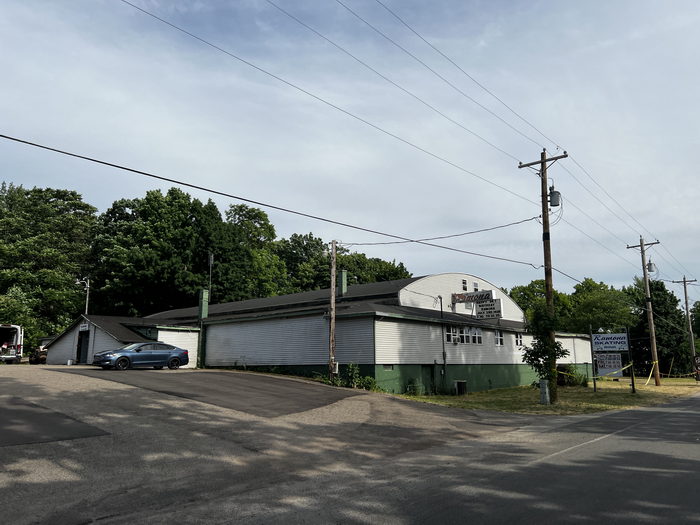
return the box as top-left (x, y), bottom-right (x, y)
top-left (0, 324), bottom-right (24, 364)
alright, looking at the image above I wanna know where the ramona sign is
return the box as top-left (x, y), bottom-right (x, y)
top-left (592, 333), bottom-right (628, 352)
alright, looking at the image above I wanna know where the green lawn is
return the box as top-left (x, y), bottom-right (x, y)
top-left (402, 378), bottom-right (700, 415)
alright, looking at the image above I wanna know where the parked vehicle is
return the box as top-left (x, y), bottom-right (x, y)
top-left (92, 342), bottom-right (189, 370)
top-left (28, 346), bottom-right (47, 364)
top-left (0, 324), bottom-right (24, 364)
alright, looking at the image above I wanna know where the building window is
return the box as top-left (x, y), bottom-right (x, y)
top-left (473, 282), bottom-right (479, 292)
top-left (383, 364), bottom-right (394, 371)
top-left (458, 327), bottom-right (468, 344)
top-left (446, 326), bottom-right (458, 343)
top-left (462, 279), bottom-right (468, 291)
top-left (495, 330), bottom-right (504, 346)
top-left (471, 327), bottom-right (483, 345)
top-left (515, 333), bottom-right (523, 347)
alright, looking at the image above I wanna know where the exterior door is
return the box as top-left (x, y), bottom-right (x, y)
top-left (421, 364), bottom-right (434, 395)
top-left (76, 331), bottom-right (90, 364)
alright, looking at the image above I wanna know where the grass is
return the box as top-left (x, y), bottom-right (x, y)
top-left (402, 378), bottom-right (700, 415)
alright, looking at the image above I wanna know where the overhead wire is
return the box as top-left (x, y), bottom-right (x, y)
top-left (342, 215), bottom-right (540, 246)
top-left (118, 0), bottom-right (536, 207)
top-left (0, 132), bottom-right (547, 271)
top-left (372, 0), bottom-right (561, 149)
top-left (265, 0), bottom-right (521, 162)
top-left (262, 1), bottom-right (642, 275)
top-left (333, 0), bottom-right (545, 150)
top-left (370, 0), bottom-right (694, 281)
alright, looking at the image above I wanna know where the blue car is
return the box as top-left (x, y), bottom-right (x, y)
top-left (92, 342), bottom-right (189, 370)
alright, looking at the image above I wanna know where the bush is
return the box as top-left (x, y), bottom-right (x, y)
top-left (557, 364), bottom-right (588, 387)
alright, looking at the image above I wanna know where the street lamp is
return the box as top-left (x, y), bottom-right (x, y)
top-left (76, 277), bottom-right (90, 315)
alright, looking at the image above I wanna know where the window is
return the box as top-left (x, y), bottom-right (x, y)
top-left (462, 279), bottom-right (468, 291)
top-left (515, 333), bottom-right (523, 347)
top-left (473, 282), bottom-right (479, 292)
top-left (445, 326), bottom-right (458, 343)
top-left (458, 327), bottom-right (468, 344)
top-left (495, 330), bottom-right (504, 346)
top-left (470, 327), bottom-right (483, 345)
top-left (383, 364), bottom-right (394, 371)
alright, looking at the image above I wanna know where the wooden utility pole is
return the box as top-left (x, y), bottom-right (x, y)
top-left (518, 149), bottom-right (567, 403)
top-left (627, 237), bottom-right (661, 386)
top-left (328, 240), bottom-right (337, 379)
top-left (672, 276), bottom-right (698, 380)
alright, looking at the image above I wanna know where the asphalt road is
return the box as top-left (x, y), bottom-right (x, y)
top-left (2, 366), bottom-right (699, 524)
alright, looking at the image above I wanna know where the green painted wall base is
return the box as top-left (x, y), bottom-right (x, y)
top-left (208, 362), bottom-right (594, 395)
top-left (374, 363), bottom-right (593, 395)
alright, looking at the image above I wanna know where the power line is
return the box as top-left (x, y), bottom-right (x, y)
top-left (0, 132), bottom-right (545, 271)
top-left (118, 0), bottom-right (647, 284)
top-left (265, 0), bottom-right (521, 162)
top-left (342, 215), bottom-right (540, 246)
top-left (370, 0), bottom-right (693, 280)
top-left (372, 0), bottom-right (560, 149)
top-left (333, 0), bottom-right (545, 150)
top-left (119, 0), bottom-right (535, 205)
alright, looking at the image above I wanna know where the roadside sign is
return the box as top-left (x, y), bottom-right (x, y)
top-left (592, 333), bottom-right (629, 352)
top-left (595, 352), bottom-right (623, 377)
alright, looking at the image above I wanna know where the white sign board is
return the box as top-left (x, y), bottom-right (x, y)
top-left (475, 299), bottom-right (502, 319)
top-left (452, 290), bottom-right (493, 304)
top-left (592, 333), bottom-right (628, 352)
top-left (595, 352), bottom-right (623, 377)
top-left (79, 323), bottom-right (89, 332)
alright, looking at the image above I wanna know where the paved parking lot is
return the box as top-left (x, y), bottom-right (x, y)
top-left (2, 365), bottom-right (698, 524)
top-left (57, 368), bottom-right (363, 417)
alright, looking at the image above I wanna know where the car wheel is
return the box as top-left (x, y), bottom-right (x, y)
top-left (153, 365), bottom-right (163, 370)
top-left (167, 358), bottom-right (180, 370)
top-left (115, 357), bottom-right (130, 370)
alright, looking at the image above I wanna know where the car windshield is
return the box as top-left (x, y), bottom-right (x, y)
top-left (120, 343), bottom-right (142, 351)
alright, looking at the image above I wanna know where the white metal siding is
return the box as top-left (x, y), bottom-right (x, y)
top-left (88, 328), bottom-right (121, 363)
top-left (335, 317), bottom-right (374, 364)
top-left (397, 273), bottom-right (526, 322)
top-left (158, 329), bottom-right (199, 368)
top-left (205, 315), bottom-right (328, 367)
top-left (374, 319), bottom-right (443, 364)
top-left (557, 336), bottom-right (592, 364)
top-left (46, 327), bottom-right (79, 364)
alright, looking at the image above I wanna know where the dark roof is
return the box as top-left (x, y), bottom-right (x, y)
top-left (200, 298), bottom-right (526, 331)
top-left (147, 276), bottom-right (424, 323)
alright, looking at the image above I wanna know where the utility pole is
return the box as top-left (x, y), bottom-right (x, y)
top-left (328, 240), bottom-right (337, 379)
top-left (76, 277), bottom-right (90, 315)
top-left (672, 276), bottom-right (698, 381)
top-left (627, 237), bottom-right (661, 386)
top-left (518, 149), bottom-right (567, 403)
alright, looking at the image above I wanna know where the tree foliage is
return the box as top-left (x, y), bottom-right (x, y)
top-left (0, 183), bottom-right (97, 345)
top-left (624, 278), bottom-right (689, 374)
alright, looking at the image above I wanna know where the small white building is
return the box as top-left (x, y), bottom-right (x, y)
top-left (46, 315), bottom-right (199, 368)
top-left (148, 273), bottom-right (591, 393)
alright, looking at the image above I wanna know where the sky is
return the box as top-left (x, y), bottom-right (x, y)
top-left (2, 0), bottom-right (699, 304)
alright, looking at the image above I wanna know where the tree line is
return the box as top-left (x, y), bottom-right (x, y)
top-left (507, 278), bottom-right (696, 375)
top-left (1, 181), bottom-right (697, 375)
top-left (0, 183), bottom-right (410, 346)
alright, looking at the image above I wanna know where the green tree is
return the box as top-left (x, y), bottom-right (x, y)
top-left (567, 278), bottom-right (634, 334)
top-left (508, 279), bottom-right (572, 327)
top-left (0, 183), bottom-right (96, 345)
top-left (624, 278), bottom-right (688, 374)
top-left (521, 302), bottom-right (569, 403)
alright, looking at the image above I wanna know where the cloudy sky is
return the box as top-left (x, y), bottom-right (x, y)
top-left (2, 0), bottom-right (699, 302)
